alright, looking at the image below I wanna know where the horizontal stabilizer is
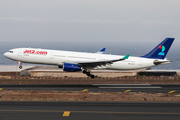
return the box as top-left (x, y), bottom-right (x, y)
top-left (153, 60), bottom-right (171, 65)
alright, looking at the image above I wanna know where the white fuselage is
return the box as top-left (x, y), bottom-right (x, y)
top-left (3, 48), bottom-right (164, 70)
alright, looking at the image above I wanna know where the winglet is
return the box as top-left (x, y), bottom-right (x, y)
top-left (96, 48), bottom-right (106, 54)
top-left (122, 54), bottom-right (130, 59)
top-left (100, 48), bottom-right (106, 52)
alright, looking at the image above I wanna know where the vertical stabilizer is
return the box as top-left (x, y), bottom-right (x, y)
top-left (142, 38), bottom-right (174, 59)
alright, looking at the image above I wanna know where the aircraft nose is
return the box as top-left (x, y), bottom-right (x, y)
top-left (4, 52), bottom-right (9, 57)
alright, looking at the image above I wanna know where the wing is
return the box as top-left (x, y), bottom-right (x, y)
top-left (95, 48), bottom-right (106, 54)
top-left (76, 54), bottom-right (130, 69)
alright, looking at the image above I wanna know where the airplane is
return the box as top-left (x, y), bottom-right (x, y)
top-left (4, 38), bottom-right (174, 78)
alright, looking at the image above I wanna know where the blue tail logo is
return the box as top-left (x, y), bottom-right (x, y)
top-left (142, 38), bottom-right (174, 59)
top-left (158, 46), bottom-right (165, 56)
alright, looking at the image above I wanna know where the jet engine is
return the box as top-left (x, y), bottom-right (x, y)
top-left (63, 63), bottom-right (82, 72)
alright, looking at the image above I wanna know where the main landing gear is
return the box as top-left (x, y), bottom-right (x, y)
top-left (18, 62), bottom-right (22, 69)
top-left (83, 69), bottom-right (95, 79)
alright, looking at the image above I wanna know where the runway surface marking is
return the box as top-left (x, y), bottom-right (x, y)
top-left (62, 111), bottom-right (70, 116)
top-left (83, 89), bottom-right (88, 92)
top-left (93, 84), bottom-right (152, 85)
top-left (168, 90), bottom-right (176, 94)
top-left (0, 110), bottom-right (180, 115)
top-left (99, 87), bottom-right (162, 89)
top-left (124, 90), bottom-right (131, 92)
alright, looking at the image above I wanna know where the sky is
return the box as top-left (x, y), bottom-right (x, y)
top-left (0, 0), bottom-right (180, 45)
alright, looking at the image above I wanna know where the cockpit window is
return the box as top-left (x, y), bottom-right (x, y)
top-left (9, 51), bottom-right (13, 53)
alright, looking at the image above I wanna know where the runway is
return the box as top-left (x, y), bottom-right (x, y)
top-left (0, 102), bottom-right (180, 120)
top-left (0, 84), bottom-right (180, 94)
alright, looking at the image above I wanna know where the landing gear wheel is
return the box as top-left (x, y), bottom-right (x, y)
top-left (86, 72), bottom-right (91, 76)
top-left (83, 70), bottom-right (87, 74)
top-left (82, 69), bottom-right (95, 79)
top-left (18, 62), bottom-right (22, 69)
top-left (90, 75), bottom-right (95, 79)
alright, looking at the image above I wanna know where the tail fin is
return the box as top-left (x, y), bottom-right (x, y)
top-left (141, 38), bottom-right (174, 59)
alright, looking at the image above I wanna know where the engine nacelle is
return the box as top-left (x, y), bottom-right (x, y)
top-left (63, 63), bottom-right (82, 72)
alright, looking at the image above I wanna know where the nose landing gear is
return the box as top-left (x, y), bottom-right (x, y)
top-left (18, 62), bottom-right (22, 69)
top-left (82, 69), bottom-right (95, 79)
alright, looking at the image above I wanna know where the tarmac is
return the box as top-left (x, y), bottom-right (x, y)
top-left (0, 66), bottom-right (180, 120)
top-left (0, 101), bottom-right (180, 120)
top-left (1, 84), bottom-right (180, 93)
